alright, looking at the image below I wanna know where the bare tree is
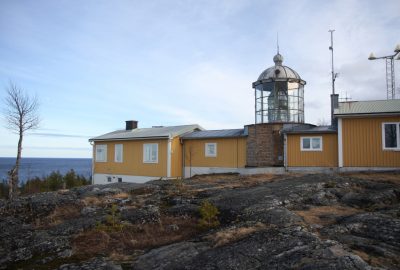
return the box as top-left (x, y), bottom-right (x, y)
top-left (3, 82), bottom-right (40, 200)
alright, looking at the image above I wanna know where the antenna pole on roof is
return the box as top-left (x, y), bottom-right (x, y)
top-left (329, 29), bottom-right (339, 128)
top-left (277, 32), bottom-right (279, 54)
top-left (328, 29), bottom-right (336, 95)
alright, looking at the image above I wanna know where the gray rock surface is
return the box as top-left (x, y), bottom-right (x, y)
top-left (1, 173), bottom-right (399, 269)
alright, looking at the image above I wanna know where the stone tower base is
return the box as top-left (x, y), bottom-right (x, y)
top-left (245, 123), bottom-right (284, 167)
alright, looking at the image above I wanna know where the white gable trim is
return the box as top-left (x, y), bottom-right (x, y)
top-left (338, 118), bottom-right (343, 167)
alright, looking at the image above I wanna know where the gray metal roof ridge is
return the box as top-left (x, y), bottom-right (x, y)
top-left (181, 128), bottom-right (246, 139)
top-left (89, 124), bottom-right (203, 142)
top-left (282, 125), bottom-right (337, 134)
top-left (335, 99), bottom-right (400, 116)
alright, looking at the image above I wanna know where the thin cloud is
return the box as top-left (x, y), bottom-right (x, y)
top-left (28, 132), bottom-right (90, 139)
top-left (25, 146), bottom-right (90, 151)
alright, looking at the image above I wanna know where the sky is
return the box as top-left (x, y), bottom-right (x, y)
top-left (0, 0), bottom-right (399, 158)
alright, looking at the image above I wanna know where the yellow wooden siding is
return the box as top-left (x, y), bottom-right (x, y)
top-left (94, 139), bottom-right (168, 177)
top-left (184, 138), bottom-right (247, 168)
top-left (287, 133), bottom-right (338, 167)
top-left (171, 137), bottom-right (183, 177)
top-left (342, 116), bottom-right (400, 167)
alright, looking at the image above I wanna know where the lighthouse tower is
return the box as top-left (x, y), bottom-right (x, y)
top-left (246, 52), bottom-right (306, 167)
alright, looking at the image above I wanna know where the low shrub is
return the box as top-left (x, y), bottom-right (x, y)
top-left (198, 200), bottom-right (220, 229)
top-left (19, 169), bottom-right (91, 195)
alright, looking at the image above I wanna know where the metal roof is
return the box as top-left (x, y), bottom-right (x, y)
top-left (282, 124), bottom-right (337, 134)
top-left (334, 99), bottom-right (400, 116)
top-left (89, 124), bottom-right (203, 142)
top-left (254, 53), bottom-right (305, 85)
top-left (181, 129), bottom-right (247, 139)
top-left (257, 65), bottom-right (302, 81)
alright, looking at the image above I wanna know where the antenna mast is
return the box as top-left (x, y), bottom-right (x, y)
top-left (328, 29), bottom-right (336, 94)
top-left (277, 32), bottom-right (279, 54)
top-left (329, 29), bottom-right (339, 127)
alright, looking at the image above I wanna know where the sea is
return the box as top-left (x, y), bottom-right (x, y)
top-left (0, 157), bottom-right (92, 183)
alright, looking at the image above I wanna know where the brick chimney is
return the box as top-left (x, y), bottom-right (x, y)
top-left (125, 120), bottom-right (138, 130)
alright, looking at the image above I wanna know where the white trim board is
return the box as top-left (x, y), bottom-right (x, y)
top-left (184, 166), bottom-right (285, 178)
top-left (167, 138), bottom-right (172, 177)
top-left (93, 174), bottom-right (160, 184)
top-left (338, 167), bottom-right (400, 172)
top-left (338, 118), bottom-right (343, 167)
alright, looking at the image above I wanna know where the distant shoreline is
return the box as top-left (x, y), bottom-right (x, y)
top-left (0, 157), bottom-right (92, 183)
top-left (0, 157), bottom-right (92, 159)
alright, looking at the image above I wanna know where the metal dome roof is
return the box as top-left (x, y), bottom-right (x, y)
top-left (255, 53), bottom-right (305, 84)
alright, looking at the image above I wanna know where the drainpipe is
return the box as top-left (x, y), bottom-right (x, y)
top-left (283, 133), bottom-right (288, 171)
top-left (181, 139), bottom-right (185, 179)
top-left (338, 118), bottom-right (343, 168)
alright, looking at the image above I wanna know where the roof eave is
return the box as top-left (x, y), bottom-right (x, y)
top-left (181, 135), bottom-right (247, 140)
top-left (284, 130), bottom-right (337, 135)
top-left (335, 112), bottom-right (400, 118)
top-left (89, 136), bottom-right (169, 142)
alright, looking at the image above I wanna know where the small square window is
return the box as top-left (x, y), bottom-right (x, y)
top-left (205, 143), bottom-right (217, 157)
top-left (107, 176), bottom-right (112, 182)
top-left (118, 177), bottom-right (122, 183)
top-left (301, 137), bottom-right (322, 151)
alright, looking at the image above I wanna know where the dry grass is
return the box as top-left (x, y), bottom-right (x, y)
top-left (81, 196), bottom-right (102, 206)
top-left (352, 249), bottom-right (399, 269)
top-left (44, 204), bottom-right (81, 226)
top-left (129, 187), bottom-right (155, 196)
top-left (206, 222), bottom-right (267, 247)
top-left (344, 171), bottom-right (400, 185)
top-left (111, 192), bottom-right (130, 199)
top-left (72, 215), bottom-right (200, 261)
top-left (185, 173), bottom-right (280, 194)
top-left (108, 251), bottom-right (135, 262)
top-left (72, 230), bottom-right (110, 257)
top-left (295, 205), bottom-right (362, 226)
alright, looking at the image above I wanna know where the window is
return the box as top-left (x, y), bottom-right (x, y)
top-left (118, 177), bottom-right (122, 183)
top-left (143, 143), bottom-right (158, 163)
top-left (301, 137), bottom-right (322, 151)
top-left (95, 144), bottom-right (107, 162)
top-left (107, 176), bottom-right (112, 182)
top-left (205, 143), bottom-right (217, 157)
top-left (114, 144), bottom-right (123, 163)
top-left (382, 123), bottom-right (400, 150)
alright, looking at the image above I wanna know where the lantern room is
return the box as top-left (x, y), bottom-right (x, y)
top-left (252, 53), bottom-right (306, 124)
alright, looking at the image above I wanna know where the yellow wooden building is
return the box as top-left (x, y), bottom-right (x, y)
top-left (90, 99), bottom-right (400, 184)
top-left (89, 122), bottom-right (201, 184)
top-left (284, 99), bottom-right (400, 171)
top-left (336, 100), bottom-right (400, 169)
top-left (181, 129), bottom-right (247, 178)
top-left (284, 125), bottom-right (338, 169)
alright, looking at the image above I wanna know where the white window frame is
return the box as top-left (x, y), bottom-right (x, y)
top-left (143, 143), bottom-right (158, 163)
top-left (205, 142), bottom-right (217, 157)
top-left (114, 144), bottom-right (123, 163)
top-left (382, 122), bottom-right (400, 151)
top-left (95, 144), bottom-right (107, 162)
top-left (301, 136), bottom-right (323, 151)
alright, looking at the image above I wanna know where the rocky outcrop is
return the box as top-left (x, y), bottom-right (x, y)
top-left (0, 172), bottom-right (399, 269)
